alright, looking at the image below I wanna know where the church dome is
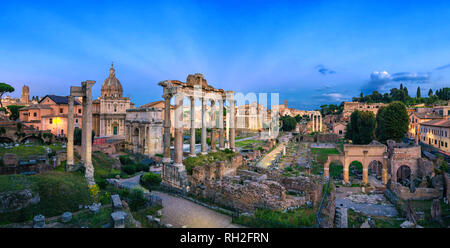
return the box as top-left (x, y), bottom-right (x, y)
top-left (101, 63), bottom-right (123, 98)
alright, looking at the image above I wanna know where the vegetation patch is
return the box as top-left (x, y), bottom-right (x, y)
top-left (183, 149), bottom-right (237, 175)
top-left (0, 171), bottom-right (92, 225)
top-left (234, 207), bottom-right (317, 228)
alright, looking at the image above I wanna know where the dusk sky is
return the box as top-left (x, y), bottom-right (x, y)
top-left (1, 0), bottom-right (450, 110)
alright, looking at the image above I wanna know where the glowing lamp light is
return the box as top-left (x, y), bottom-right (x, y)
top-left (54, 117), bottom-right (61, 125)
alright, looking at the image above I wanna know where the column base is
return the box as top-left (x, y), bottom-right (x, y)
top-left (163, 157), bottom-right (172, 163)
top-left (201, 152), bottom-right (208, 155)
top-left (189, 154), bottom-right (197, 157)
top-left (173, 163), bottom-right (185, 171)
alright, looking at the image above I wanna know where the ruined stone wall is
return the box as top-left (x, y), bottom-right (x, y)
top-left (316, 133), bottom-right (340, 143)
top-left (204, 178), bottom-right (305, 212)
top-left (319, 184), bottom-right (336, 228)
top-left (191, 154), bottom-right (243, 185)
top-left (279, 176), bottom-right (323, 206)
top-left (390, 182), bottom-right (440, 200)
top-left (390, 145), bottom-right (422, 182)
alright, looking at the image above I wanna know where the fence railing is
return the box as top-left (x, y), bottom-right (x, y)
top-left (315, 178), bottom-right (331, 227)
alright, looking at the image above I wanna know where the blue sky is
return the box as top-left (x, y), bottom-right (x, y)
top-left (1, 0), bottom-right (450, 110)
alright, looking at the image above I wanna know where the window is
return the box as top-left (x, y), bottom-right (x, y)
top-left (435, 140), bottom-right (437, 145)
top-left (33, 112), bottom-right (37, 117)
top-left (75, 119), bottom-right (79, 123)
top-left (446, 142), bottom-right (448, 148)
top-left (49, 118), bottom-right (53, 124)
top-left (78, 109), bottom-right (81, 114)
top-left (60, 108), bottom-right (63, 114)
top-left (339, 130), bottom-right (342, 135)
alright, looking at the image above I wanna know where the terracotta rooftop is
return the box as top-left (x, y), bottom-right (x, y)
top-left (413, 111), bottom-right (442, 119)
top-left (421, 119), bottom-right (450, 128)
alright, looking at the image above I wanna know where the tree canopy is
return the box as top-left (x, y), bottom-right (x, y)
top-left (0, 83), bottom-right (15, 108)
top-left (375, 101), bottom-right (409, 143)
top-left (344, 110), bottom-right (376, 144)
top-left (280, 115), bottom-right (297, 132)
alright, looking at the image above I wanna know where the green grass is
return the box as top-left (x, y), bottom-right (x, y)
top-left (234, 207), bottom-right (317, 228)
top-left (0, 171), bottom-right (93, 225)
top-left (69, 206), bottom-right (113, 228)
top-left (92, 151), bottom-right (121, 189)
top-left (132, 206), bottom-right (163, 228)
top-left (183, 150), bottom-right (238, 175)
top-left (0, 143), bottom-right (65, 159)
top-left (310, 148), bottom-right (340, 164)
top-left (235, 139), bottom-right (265, 149)
top-left (347, 209), bottom-right (404, 228)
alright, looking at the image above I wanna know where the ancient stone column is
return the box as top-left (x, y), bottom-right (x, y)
top-left (82, 80), bottom-right (95, 185)
top-left (319, 115), bottom-right (322, 132)
top-left (343, 164), bottom-right (349, 184)
top-left (210, 100), bottom-right (217, 152)
top-left (163, 95), bottom-right (172, 163)
top-left (230, 99), bottom-right (236, 152)
top-left (81, 97), bottom-right (87, 163)
top-left (66, 95), bottom-right (74, 167)
top-left (363, 166), bottom-right (369, 185)
top-left (201, 97), bottom-right (207, 154)
top-left (189, 96), bottom-right (196, 157)
top-left (219, 99), bottom-right (225, 150)
top-left (174, 93), bottom-right (184, 167)
top-left (312, 115), bottom-right (315, 132)
top-left (363, 151), bottom-right (368, 185)
top-left (382, 161), bottom-right (388, 185)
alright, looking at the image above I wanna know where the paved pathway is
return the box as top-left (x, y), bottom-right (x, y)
top-left (152, 191), bottom-right (242, 228)
top-left (335, 186), bottom-right (398, 217)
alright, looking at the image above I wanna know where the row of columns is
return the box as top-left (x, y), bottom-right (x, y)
top-left (162, 92), bottom-right (236, 166)
top-left (66, 81), bottom-right (96, 185)
top-left (310, 113), bottom-right (322, 132)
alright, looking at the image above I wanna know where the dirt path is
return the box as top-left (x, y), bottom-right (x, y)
top-left (152, 191), bottom-right (242, 228)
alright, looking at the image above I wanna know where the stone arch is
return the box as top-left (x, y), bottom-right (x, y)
top-left (397, 165), bottom-right (412, 187)
top-left (20, 135), bottom-right (44, 144)
top-left (348, 160), bottom-right (363, 182)
top-left (368, 160), bottom-right (383, 179)
top-left (0, 136), bottom-right (15, 143)
top-left (328, 159), bottom-right (344, 180)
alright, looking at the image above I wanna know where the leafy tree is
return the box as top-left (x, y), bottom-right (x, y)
top-left (375, 101), bottom-right (409, 143)
top-left (416, 86), bottom-right (421, 98)
top-left (428, 88), bottom-right (433, 97)
top-left (345, 110), bottom-right (376, 144)
top-left (280, 115), bottom-right (297, 131)
top-left (294, 114), bottom-right (302, 123)
top-left (74, 127), bottom-right (95, 145)
top-left (6, 105), bottom-right (25, 120)
top-left (0, 83), bottom-right (14, 108)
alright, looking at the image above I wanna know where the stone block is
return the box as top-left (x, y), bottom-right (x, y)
top-left (61, 212), bottom-right (72, 223)
top-left (111, 194), bottom-right (122, 210)
top-left (2, 153), bottom-right (18, 167)
top-left (89, 203), bottom-right (101, 214)
top-left (111, 211), bottom-right (127, 228)
top-left (33, 214), bottom-right (45, 228)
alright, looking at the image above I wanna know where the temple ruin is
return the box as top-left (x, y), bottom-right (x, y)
top-left (158, 73), bottom-right (236, 191)
top-left (66, 80), bottom-right (96, 185)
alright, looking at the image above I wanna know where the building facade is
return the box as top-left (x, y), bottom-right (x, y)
top-left (341, 102), bottom-right (386, 121)
top-left (419, 119), bottom-right (450, 154)
top-left (19, 95), bottom-right (83, 136)
top-left (92, 64), bottom-right (132, 139)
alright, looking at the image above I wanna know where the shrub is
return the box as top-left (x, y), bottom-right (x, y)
top-left (128, 189), bottom-right (147, 211)
top-left (119, 155), bottom-right (133, 165)
top-left (122, 164), bottom-right (136, 175)
top-left (135, 163), bottom-right (149, 172)
top-left (140, 172), bottom-right (162, 190)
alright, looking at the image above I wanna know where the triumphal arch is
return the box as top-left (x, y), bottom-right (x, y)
top-left (158, 73), bottom-right (237, 190)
